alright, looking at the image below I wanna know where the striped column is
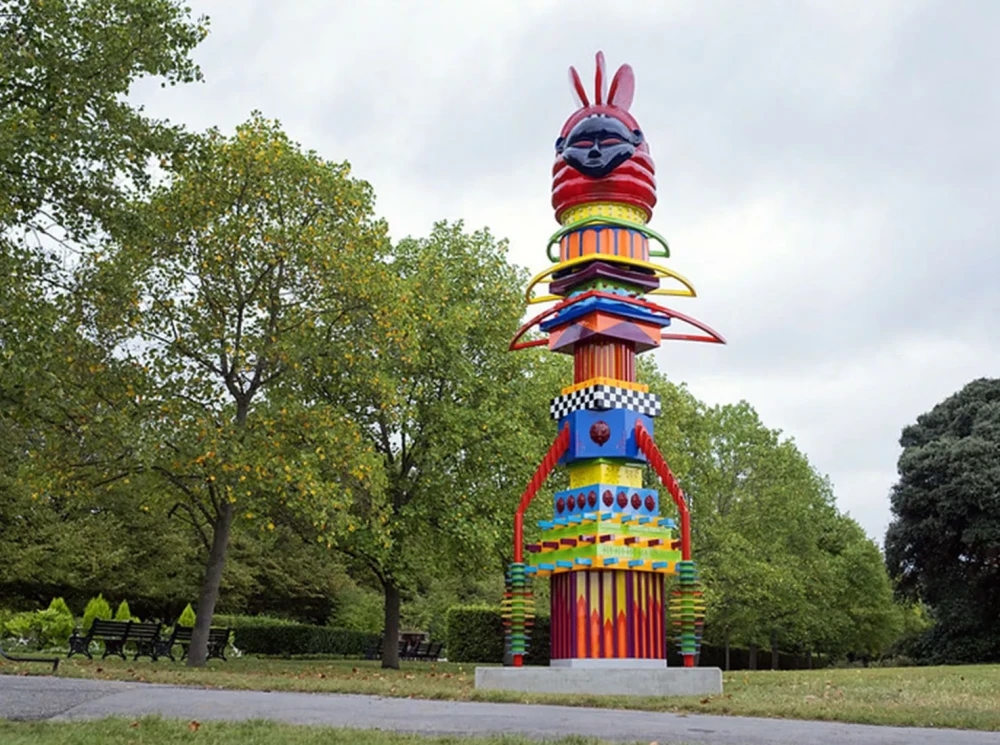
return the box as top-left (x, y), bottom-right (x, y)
top-left (573, 341), bottom-right (636, 383)
top-left (550, 570), bottom-right (666, 664)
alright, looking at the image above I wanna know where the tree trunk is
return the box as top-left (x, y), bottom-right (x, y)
top-left (724, 629), bottom-right (731, 671)
top-left (806, 650), bottom-right (813, 669)
top-left (187, 500), bottom-right (234, 667)
top-left (382, 578), bottom-right (401, 670)
top-left (770, 629), bottom-right (779, 670)
top-left (749, 643), bottom-right (757, 670)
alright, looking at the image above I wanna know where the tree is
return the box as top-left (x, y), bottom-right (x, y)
top-left (1, 0), bottom-right (207, 241)
top-left (641, 368), bottom-right (903, 664)
top-left (885, 377), bottom-right (1000, 663)
top-left (0, 0), bottom-right (209, 621)
top-left (306, 221), bottom-right (550, 668)
top-left (53, 115), bottom-right (388, 665)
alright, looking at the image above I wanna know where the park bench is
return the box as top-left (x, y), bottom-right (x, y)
top-left (366, 637), bottom-right (440, 661)
top-left (68, 619), bottom-right (130, 660)
top-left (177, 626), bottom-right (231, 662)
top-left (153, 624), bottom-right (192, 662)
top-left (128, 621), bottom-right (163, 661)
top-left (401, 640), bottom-right (442, 661)
top-left (67, 620), bottom-right (164, 661)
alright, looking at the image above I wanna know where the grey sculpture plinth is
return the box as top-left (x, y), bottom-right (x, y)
top-left (474, 665), bottom-right (723, 697)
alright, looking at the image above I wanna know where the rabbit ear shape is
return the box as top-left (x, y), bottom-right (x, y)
top-left (594, 51), bottom-right (607, 105)
top-left (568, 65), bottom-right (589, 108)
top-left (608, 64), bottom-right (635, 110)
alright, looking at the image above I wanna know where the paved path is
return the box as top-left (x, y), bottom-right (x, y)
top-left (2, 676), bottom-right (998, 745)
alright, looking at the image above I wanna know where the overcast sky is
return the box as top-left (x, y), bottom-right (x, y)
top-left (134, 0), bottom-right (1000, 543)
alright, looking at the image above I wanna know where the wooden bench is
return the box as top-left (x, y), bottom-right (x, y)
top-left (401, 640), bottom-right (442, 661)
top-left (178, 627), bottom-right (231, 662)
top-left (128, 621), bottom-right (163, 661)
top-left (67, 620), bottom-right (164, 661)
top-left (153, 624), bottom-right (192, 662)
top-left (68, 620), bottom-right (130, 660)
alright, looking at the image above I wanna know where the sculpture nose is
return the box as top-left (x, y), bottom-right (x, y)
top-left (588, 144), bottom-right (601, 158)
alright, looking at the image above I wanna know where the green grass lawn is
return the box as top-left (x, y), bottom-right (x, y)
top-left (0, 717), bottom-right (637, 745)
top-left (2, 655), bottom-right (998, 731)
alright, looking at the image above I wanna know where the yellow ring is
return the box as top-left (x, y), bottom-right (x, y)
top-left (525, 254), bottom-right (697, 304)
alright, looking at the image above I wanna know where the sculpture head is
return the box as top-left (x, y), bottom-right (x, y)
top-left (556, 115), bottom-right (643, 179)
top-left (551, 52), bottom-right (657, 223)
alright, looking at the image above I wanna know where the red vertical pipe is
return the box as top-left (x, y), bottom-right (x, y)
top-left (513, 425), bottom-right (570, 565)
top-left (634, 421), bottom-right (691, 562)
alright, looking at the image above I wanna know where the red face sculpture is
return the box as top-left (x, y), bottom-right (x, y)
top-left (551, 52), bottom-right (657, 223)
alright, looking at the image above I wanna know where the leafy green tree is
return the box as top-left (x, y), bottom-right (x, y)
top-left (885, 377), bottom-right (1000, 663)
top-left (0, 0), bottom-right (209, 626)
top-left (56, 116), bottom-right (388, 666)
top-left (1, 0), bottom-right (207, 241)
top-left (641, 368), bottom-right (902, 665)
top-left (114, 600), bottom-right (132, 621)
top-left (306, 221), bottom-right (549, 668)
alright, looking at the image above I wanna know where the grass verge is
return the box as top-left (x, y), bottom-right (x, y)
top-left (0, 717), bottom-right (641, 744)
top-left (1, 656), bottom-right (998, 731)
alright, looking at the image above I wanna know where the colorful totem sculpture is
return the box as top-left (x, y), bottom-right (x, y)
top-left (503, 52), bottom-right (725, 669)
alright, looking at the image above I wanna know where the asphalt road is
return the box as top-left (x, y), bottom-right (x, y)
top-left (2, 675), bottom-right (999, 745)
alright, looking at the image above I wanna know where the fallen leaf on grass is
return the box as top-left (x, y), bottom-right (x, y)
top-left (129, 721), bottom-right (140, 729)
top-left (96, 667), bottom-right (103, 673)
top-left (699, 698), bottom-right (711, 704)
top-left (188, 721), bottom-right (201, 732)
top-left (404, 674), bottom-right (414, 680)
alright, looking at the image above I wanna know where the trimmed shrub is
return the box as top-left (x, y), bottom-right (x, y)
top-left (177, 603), bottom-right (196, 627)
top-left (82, 594), bottom-right (112, 632)
top-left (114, 600), bottom-right (133, 622)
top-left (445, 606), bottom-right (550, 665)
top-left (212, 615), bottom-right (380, 657)
top-left (446, 606), bottom-right (502, 663)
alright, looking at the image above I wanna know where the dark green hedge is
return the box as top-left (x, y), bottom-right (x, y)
top-left (445, 606), bottom-right (549, 665)
top-left (443, 606), bottom-right (830, 670)
top-left (216, 614), bottom-right (379, 657)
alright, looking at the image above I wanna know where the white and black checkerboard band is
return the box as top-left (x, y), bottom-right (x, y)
top-left (550, 385), bottom-right (662, 420)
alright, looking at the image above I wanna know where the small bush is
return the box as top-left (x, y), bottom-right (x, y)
top-left (48, 598), bottom-right (73, 618)
top-left (2, 600), bottom-right (74, 649)
top-left (3, 612), bottom-right (39, 646)
top-left (114, 600), bottom-right (133, 622)
top-left (177, 603), bottom-right (196, 627)
top-left (36, 607), bottom-right (75, 648)
top-left (82, 594), bottom-right (112, 632)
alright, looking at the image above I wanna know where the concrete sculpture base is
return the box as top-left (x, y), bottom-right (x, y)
top-left (474, 665), bottom-right (723, 697)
